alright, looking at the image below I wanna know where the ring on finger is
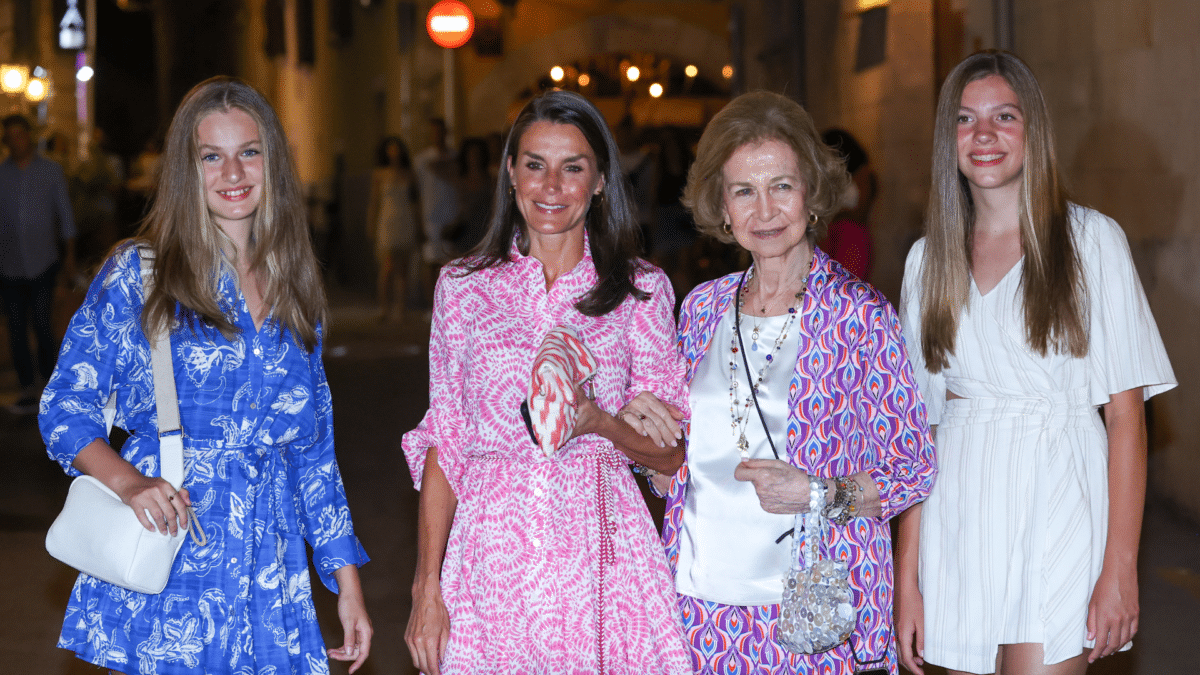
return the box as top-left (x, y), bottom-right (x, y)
top-left (637, 413), bottom-right (647, 420)
top-left (168, 493), bottom-right (175, 501)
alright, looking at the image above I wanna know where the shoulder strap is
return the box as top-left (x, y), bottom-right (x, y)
top-left (101, 248), bottom-right (185, 489)
top-left (139, 248), bottom-right (185, 490)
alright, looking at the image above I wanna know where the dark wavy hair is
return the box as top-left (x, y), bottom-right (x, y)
top-left (376, 136), bottom-right (411, 169)
top-left (454, 90), bottom-right (647, 316)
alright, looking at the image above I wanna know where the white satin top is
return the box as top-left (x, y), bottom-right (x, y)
top-left (675, 307), bottom-right (800, 606)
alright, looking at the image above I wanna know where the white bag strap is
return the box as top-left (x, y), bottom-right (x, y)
top-left (101, 247), bottom-right (185, 490)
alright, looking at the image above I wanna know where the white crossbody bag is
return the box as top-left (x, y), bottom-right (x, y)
top-left (45, 248), bottom-right (206, 594)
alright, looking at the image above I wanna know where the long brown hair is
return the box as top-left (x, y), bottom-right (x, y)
top-left (920, 51), bottom-right (1086, 371)
top-left (137, 76), bottom-right (326, 351)
top-left (456, 90), bottom-right (648, 317)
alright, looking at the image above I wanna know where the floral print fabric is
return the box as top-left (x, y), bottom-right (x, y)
top-left (663, 249), bottom-right (936, 675)
top-left (41, 243), bottom-right (369, 675)
top-left (402, 241), bottom-right (692, 674)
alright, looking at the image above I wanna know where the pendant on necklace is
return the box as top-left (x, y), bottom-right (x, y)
top-left (737, 434), bottom-right (750, 460)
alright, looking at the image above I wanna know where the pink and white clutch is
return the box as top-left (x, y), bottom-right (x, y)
top-left (526, 325), bottom-right (598, 456)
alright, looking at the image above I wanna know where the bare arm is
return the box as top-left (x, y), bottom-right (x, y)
top-left (405, 449), bottom-right (458, 675)
top-left (895, 502), bottom-right (926, 674)
top-left (328, 564), bottom-right (372, 673)
top-left (72, 437), bottom-right (189, 535)
top-left (1087, 387), bottom-right (1146, 662)
top-left (574, 395), bottom-right (684, 475)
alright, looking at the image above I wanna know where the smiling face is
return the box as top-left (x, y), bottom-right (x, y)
top-left (957, 74), bottom-right (1026, 197)
top-left (197, 108), bottom-right (264, 235)
top-left (508, 120), bottom-right (605, 243)
top-left (720, 138), bottom-right (810, 265)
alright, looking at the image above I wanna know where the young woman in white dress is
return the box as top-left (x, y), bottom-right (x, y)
top-left (895, 51), bottom-right (1175, 675)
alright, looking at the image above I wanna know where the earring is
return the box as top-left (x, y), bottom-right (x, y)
top-left (808, 213), bottom-right (818, 226)
top-left (722, 221), bottom-right (732, 235)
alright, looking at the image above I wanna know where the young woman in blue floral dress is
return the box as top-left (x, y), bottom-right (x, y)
top-left (40, 77), bottom-right (372, 675)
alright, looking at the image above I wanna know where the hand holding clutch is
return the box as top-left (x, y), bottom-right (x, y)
top-left (526, 325), bottom-right (598, 456)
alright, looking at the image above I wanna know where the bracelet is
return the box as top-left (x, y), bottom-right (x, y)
top-left (822, 476), bottom-right (857, 527)
top-left (630, 463), bottom-right (658, 478)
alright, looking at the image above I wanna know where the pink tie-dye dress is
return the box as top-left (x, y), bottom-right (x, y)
top-left (403, 244), bottom-right (692, 674)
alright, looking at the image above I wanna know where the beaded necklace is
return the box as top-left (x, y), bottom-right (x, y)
top-left (728, 266), bottom-right (809, 460)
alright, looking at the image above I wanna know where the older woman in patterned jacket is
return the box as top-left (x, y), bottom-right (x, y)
top-left (622, 91), bottom-right (936, 675)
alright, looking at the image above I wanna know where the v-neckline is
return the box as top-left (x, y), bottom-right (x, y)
top-left (972, 256), bottom-right (1023, 298)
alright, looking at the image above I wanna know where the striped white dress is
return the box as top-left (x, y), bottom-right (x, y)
top-left (899, 206), bottom-right (1176, 673)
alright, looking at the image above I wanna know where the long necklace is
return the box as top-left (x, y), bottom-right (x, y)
top-left (728, 267), bottom-right (808, 460)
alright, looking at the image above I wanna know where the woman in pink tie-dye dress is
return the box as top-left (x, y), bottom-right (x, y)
top-left (402, 91), bottom-right (692, 675)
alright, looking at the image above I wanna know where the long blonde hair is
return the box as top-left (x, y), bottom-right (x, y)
top-left (920, 51), bottom-right (1086, 372)
top-left (137, 76), bottom-right (326, 351)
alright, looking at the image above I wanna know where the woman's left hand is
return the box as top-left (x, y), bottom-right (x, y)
top-left (1086, 562), bottom-right (1138, 662)
top-left (618, 390), bottom-right (685, 449)
top-left (734, 459), bottom-right (811, 514)
top-left (329, 565), bottom-right (373, 674)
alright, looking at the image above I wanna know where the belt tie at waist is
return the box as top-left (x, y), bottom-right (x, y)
top-left (235, 445), bottom-right (296, 536)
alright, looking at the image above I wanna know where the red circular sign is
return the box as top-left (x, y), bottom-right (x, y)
top-left (427, 0), bottom-right (475, 49)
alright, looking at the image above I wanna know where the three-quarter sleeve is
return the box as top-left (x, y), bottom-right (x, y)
top-left (623, 269), bottom-right (688, 414)
top-left (1077, 208), bottom-right (1176, 405)
top-left (899, 238), bottom-right (945, 425)
top-left (295, 327), bottom-right (370, 593)
top-left (402, 268), bottom-right (472, 497)
top-left (40, 245), bottom-right (143, 474)
top-left (860, 300), bottom-right (938, 522)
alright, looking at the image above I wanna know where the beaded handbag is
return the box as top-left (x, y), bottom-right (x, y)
top-left (733, 270), bottom-right (855, 654)
top-left (775, 481), bottom-right (857, 654)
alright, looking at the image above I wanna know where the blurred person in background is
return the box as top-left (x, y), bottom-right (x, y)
top-left (451, 137), bottom-right (493, 253)
top-left (415, 118), bottom-right (459, 305)
top-left (0, 114), bottom-right (76, 414)
top-left (71, 126), bottom-right (124, 273)
top-left (819, 128), bottom-right (877, 281)
top-left (366, 136), bottom-right (420, 322)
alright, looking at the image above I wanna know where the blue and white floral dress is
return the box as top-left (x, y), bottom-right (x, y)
top-left (40, 243), bottom-right (369, 675)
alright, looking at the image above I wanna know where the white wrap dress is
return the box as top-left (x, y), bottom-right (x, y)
top-left (899, 206), bottom-right (1176, 672)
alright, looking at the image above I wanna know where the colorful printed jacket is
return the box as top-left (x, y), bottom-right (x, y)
top-left (661, 248), bottom-right (937, 665)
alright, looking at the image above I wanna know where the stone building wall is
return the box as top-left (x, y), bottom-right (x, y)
top-left (1012, 0), bottom-right (1199, 519)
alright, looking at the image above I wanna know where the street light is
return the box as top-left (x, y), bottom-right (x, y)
top-left (550, 66), bottom-right (564, 82)
top-left (685, 64), bottom-right (698, 78)
top-left (626, 66), bottom-right (640, 82)
top-left (648, 83), bottom-right (663, 98)
top-left (76, 65), bottom-right (95, 82)
top-left (25, 78), bottom-right (47, 103)
top-left (1, 65), bottom-right (29, 94)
